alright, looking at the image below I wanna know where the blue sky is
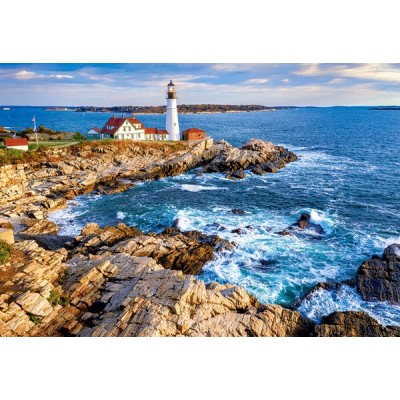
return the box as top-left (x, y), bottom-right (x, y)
top-left (0, 63), bottom-right (399, 106)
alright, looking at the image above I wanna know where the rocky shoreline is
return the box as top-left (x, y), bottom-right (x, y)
top-left (1, 138), bottom-right (399, 336)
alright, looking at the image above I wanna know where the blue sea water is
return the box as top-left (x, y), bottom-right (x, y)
top-left (2, 106), bottom-right (400, 326)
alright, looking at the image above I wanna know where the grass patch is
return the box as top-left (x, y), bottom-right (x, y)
top-left (47, 290), bottom-right (70, 307)
top-left (0, 240), bottom-right (12, 264)
top-left (29, 315), bottom-right (42, 325)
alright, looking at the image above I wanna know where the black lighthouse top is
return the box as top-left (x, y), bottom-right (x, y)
top-left (167, 80), bottom-right (177, 99)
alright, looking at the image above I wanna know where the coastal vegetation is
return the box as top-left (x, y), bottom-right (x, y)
top-left (0, 240), bottom-right (12, 264)
top-left (0, 139), bottom-right (187, 167)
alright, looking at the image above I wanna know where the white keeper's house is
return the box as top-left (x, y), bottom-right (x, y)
top-left (99, 114), bottom-right (170, 141)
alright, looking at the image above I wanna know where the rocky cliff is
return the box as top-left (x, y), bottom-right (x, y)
top-left (1, 137), bottom-right (345, 337)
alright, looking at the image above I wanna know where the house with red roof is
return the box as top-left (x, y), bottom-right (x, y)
top-left (4, 137), bottom-right (29, 151)
top-left (100, 114), bottom-right (171, 141)
top-left (99, 114), bottom-right (147, 140)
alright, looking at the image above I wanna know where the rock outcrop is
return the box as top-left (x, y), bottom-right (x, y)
top-left (0, 237), bottom-right (312, 337)
top-left (356, 243), bottom-right (400, 304)
top-left (69, 223), bottom-right (235, 276)
top-left (203, 139), bottom-right (297, 179)
top-left (314, 311), bottom-right (400, 337)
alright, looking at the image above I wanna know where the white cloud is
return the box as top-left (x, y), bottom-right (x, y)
top-left (243, 78), bottom-right (269, 84)
top-left (295, 63), bottom-right (400, 83)
top-left (15, 70), bottom-right (43, 79)
top-left (14, 70), bottom-right (74, 80)
top-left (50, 74), bottom-right (74, 79)
top-left (282, 78), bottom-right (289, 83)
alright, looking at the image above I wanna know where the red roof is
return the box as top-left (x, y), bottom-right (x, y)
top-left (157, 129), bottom-right (168, 135)
top-left (4, 138), bottom-right (28, 147)
top-left (182, 128), bottom-right (205, 134)
top-left (90, 127), bottom-right (101, 133)
top-left (145, 128), bottom-right (157, 135)
top-left (99, 117), bottom-right (144, 135)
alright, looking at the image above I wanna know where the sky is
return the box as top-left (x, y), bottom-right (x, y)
top-left (0, 63), bottom-right (400, 107)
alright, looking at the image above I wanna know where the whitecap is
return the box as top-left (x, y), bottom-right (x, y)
top-left (298, 284), bottom-right (400, 326)
top-left (116, 211), bottom-right (127, 220)
top-left (179, 184), bottom-right (227, 192)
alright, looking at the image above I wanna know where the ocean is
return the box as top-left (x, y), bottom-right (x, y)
top-left (2, 106), bottom-right (400, 325)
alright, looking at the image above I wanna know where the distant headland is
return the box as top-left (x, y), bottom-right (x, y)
top-left (44, 104), bottom-right (296, 114)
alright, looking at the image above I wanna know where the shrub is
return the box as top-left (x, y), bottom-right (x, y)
top-left (0, 240), bottom-right (12, 264)
top-left (72, 132), bottom-right (87, 141)
top-left (47, 290), bottom-right (70, 306)
top-left (29, 315), bottom-right (42, 325)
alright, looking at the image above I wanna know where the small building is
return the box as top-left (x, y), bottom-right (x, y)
top-left (4, 137), bottom-right (29, 151)
top-left (86, 127), bottom-right (101, 135)
top-left (100, 114), bottom-right (146, 140)
top-left (181, 128), bottom-right (206, 141)
top-left (145, 128), bottom-right (170, 141)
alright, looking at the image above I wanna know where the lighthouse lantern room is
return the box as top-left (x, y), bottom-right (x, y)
top-left (165, 80), bottom-right (180, 141)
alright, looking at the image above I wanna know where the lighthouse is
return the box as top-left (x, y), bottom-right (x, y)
top-left (165, 80), bottom-right (180, 141)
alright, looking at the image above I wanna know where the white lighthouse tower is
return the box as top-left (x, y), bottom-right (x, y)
top-left (165, 80), bottom-right (180, 141)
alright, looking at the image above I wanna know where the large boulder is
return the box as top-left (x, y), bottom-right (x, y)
top-left (314, 311), bottom-right (400, 337)
top-left (356, 243), bottom-right (400, 304)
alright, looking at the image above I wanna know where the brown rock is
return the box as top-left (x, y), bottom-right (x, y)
top-left (356, 243), bottom-right (400, 304)
top-left (315, 311), bottom-right (400, 337)
top-left (21, 219), bottom-right (58, 235)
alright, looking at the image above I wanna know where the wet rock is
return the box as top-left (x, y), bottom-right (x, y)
top-left (260, 162), bottom-right (278, 173)
top-left (231, 208), bottom-right (246, 215)
top-left (252, 165), bottom-right (265, 175)
top-left (356, 243), bottom-right (400, 304)
top-left (95, 181), bottom-right (134, 195)
top-left (314, 311), bottom-right (400, 337)
top-left (231, 228), bottom-right (243, 235)
top-left (277, 230), bottom-right (293, 236)
top-left (296, 213), bottom-right (310, 229)
top-left (226, 169), bottom-right (246, 180)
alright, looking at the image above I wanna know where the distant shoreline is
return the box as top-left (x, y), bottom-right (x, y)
top-left (43, 105), bottom-right (296, 114)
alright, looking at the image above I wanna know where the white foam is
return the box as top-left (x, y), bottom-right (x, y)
top-left (116, 211), bottom-right (127, 220)
top-left (179, 184), bottom-right (227, 192)
top-left (298, 284), bottom-right (400, 326)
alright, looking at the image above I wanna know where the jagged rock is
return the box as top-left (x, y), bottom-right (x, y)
top-left (315, 311), bottom-right (400, 337)
top-left (107, 232), bottom-right (214, 275)
top-left (277, 230), bottom-right (293, 236)
top-left (72, 253), bottom-right (314, 337)
top-left (226, 169), bottom-right (246, 180)
top-left (260, 162), bottom-right (278, 173)
top-left (72, 223), bottom-right (142, 254)
top-left (296, 213), bottom-right (310, 229)
top-left (95, 181), bottom-right (134, 195)
top-left (252, 165), bottom-right (265, 175)
top-left (356, 243), bottom-right (400, 304)
top-left (231, 208), bottom-right (246, 215)
top-left (16, 292), bottom-right (53, 317)
top-left (202, 139), bottom-right (297, 179)
top-left (21, 219), bottom-right (58, 235)
top-left (81, 223), bottom-right (102, 237)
